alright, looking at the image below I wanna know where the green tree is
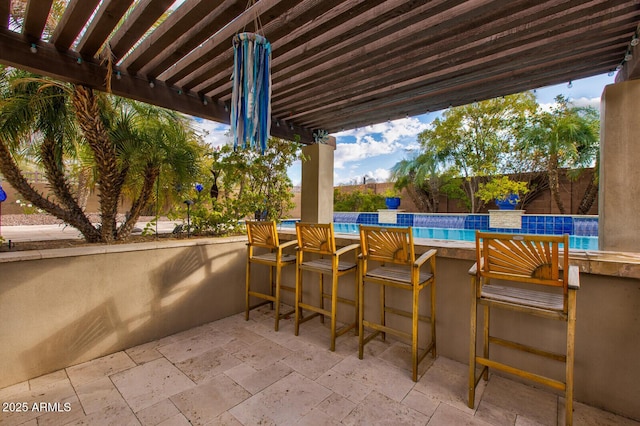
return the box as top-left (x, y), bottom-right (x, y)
top-left (519, 95), bottom-right (599, 214)
top-left (417, 92), bottom-right (538, 212)
top-left (177, 137), bottom-right (301, 235)
top-left (0, 70), bottom-right (202, 242)
top-left (573, 106), bottom-right (600, 215)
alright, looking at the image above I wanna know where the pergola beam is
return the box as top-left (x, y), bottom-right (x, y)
top-left (0, 29), bottom-right (314, 143)
top-left (23, 0), bottom-right (53, 41)
top-left (76, 0), bottom-right (135, 57)
top-left (51, 0), bottom-right (101, 51)
top-left (1, 1), bottom-right (638, 137)
top-left (0, 0), bottom-right (9, 29)
top-left (108, 0), bottom-right (174, 62)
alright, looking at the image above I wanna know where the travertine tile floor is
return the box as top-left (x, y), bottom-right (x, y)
top-left (1, 305), bottom-right (638, 425)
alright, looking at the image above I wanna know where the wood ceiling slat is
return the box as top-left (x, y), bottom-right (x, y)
top-left (108, 0), bottom-right (174, 62)
top-left (76, 0), bottom-right (135, 57)
top-left (23, 0), bottom-right (54, 41)
top-left (302, 34), bottom-right (628, 130)
top-left (296, 26), bottom-right (628, 121)
top-left (328, 58), bottom-right (618, 131)
top-left (192, 0), bottom-right (374, 96)
top-left (0, 0), bottom-right (9, 29)
top-left (272, 0), bottom-right (570, 106)
top-left (195, 0), bottom-right (432, 98)
top-left (271, 0), bottom-right (605, 107)
top-left (305, 38), bottom-right (628, 131)
top-left (121, 0), bottom-right (242, 75)
top-left (273, 2), bottom-right (635, 118)
top-left (0, 28), bottom-right (312, 143)
top-left (326, 54), bottom-right (621, 131)
top-left (208, 0), bottom-right (505, 103)
top-left (280, 26), bottom-right (632, 124)
top-left (137, 0), bottom-right (247, 78)
top-left (163, 0), bottom-right (333, 89)
top-left (51, 0), bottom-right (101, 51)
top-left (159, 0), bottom-right (292, 87)
top-left (283, 1), bottom-right (637, 131)
top-left (2, 0), bottom-right (638, 141)
top-left (181, 0), bottom-right (389, 94)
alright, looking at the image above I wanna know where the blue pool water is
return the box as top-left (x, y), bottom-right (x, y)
top-left (280, 213), bottom-right (599, 250)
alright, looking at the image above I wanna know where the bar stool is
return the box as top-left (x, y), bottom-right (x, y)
top-left (245, 220), bottom-right (297, 331)
top-left (358, 225), bottom-right (437, 381)
top-left (468, 231), bottom-right (579, 425)
top-left (294, 222), bottom-right (360, 351)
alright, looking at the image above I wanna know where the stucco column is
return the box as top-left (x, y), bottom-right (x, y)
top-left (599, 80), bottom-right (640, 252)
top-left (301, 140), bottom-right (335, 223)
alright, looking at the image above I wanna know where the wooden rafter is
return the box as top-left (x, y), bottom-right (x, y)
top-left (0, 0), bottom-right (9, 29)
top-left (76, 0), bottom-right (135, 57)
top-left (23, 0), bottom-right (54, 41)
top-left (0, 0), bottom-right (638, 143)
top-left (51, 0), bottom-right (101, 50)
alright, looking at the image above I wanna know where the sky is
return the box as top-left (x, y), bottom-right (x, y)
top-left (191, 72), bottom-right (616, 186)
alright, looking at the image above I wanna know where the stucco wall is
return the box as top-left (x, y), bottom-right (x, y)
top-left (600, 80), bottom-right (640, 252)
top-left (0, 238), bottom-right (247, 389)
top-left (0, 237), bottom-right (638, 420)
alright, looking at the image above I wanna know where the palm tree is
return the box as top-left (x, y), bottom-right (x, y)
top-left (391, 151), bottom-right (446, 213)
top-left (109, 99), bottom-right (202, 237)
top-left (0, 70), bottom-right (102, 240)
top-left (0, 69), bottom-right (202, 242)
top-left (520, 95), bottom-right (598, 214)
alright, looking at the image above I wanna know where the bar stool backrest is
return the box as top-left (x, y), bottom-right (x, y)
top-left (475, 231), bottom-right (570, 312)
top-left (359, 225), bottom-right (415, 266)
top-left (246, 221), bottom-right (279, 250)
top-left (295, 222), bottom-right (337, 255)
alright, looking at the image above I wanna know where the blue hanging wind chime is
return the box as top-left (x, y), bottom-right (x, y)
top-left (231, 30), bottom-right (272, 153)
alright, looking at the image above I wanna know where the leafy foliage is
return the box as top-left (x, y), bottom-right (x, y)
top-left (171, 138), bottom-right (302, 235)
top-left (334, 188), bottom-right (386, 212)
top-left (476, 176), bottom-right (529, 204)
top-left (416, 92), bottom-right (538, 212)
top-left (391, 92), bottom-right (599, 214)
top-left (518, 95), bottom-right (599, 213)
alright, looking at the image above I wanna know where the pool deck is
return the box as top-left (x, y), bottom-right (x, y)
top-left (1, 305), bottom-right (638, 426)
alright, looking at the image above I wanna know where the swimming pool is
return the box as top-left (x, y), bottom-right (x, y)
top-left (280, 212), bottom-right (599, 250)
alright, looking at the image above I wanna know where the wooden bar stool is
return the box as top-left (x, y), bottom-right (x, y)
top-left (294, 222), bottom-right (360, 351)
top-left (358, 225), bottom-right (437, 381)
top-left (468, 231), bottom-right (580, 425)
top-left (245, 221), bottom-right (297, 331)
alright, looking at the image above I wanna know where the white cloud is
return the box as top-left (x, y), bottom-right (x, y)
top-left (333, 136), bottom-right (398, 169)
top-left (333, 117), bottom-right (429, 169)
top-left (191, 118), bottom-right (231, 147)
top-left (368, 168), bottom-right (391, 182)
top-left (538, 96), bottom-right (601, 113)
top-left (570, 96), bottom-right (601, 109)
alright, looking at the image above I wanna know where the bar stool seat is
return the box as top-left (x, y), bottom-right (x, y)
top-left (295, 222), bottom-right (360, 351)
top-left (245, 220), bottom-right (297, 331)
top-left (358, 225), bottom-right (437, 381)
top-left (468, 231), bottom-right (580, 425)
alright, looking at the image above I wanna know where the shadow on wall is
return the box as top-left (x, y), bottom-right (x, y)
top-left (17, 242), bottom-right (246, 382)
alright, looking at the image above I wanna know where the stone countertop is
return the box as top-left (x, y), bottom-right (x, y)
top-left (1, 229), bottom-right (639, 280)
top-left (0, 235), bottom-right (248, 263)
top-left (278, 228), bottom-right (640, 280)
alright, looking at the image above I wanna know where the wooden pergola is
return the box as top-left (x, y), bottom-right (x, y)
top-left (1, 0), bottom-right (639, 144)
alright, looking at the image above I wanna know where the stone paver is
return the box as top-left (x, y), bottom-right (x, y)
top-left (0, 305), bottom-right (638, 425)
